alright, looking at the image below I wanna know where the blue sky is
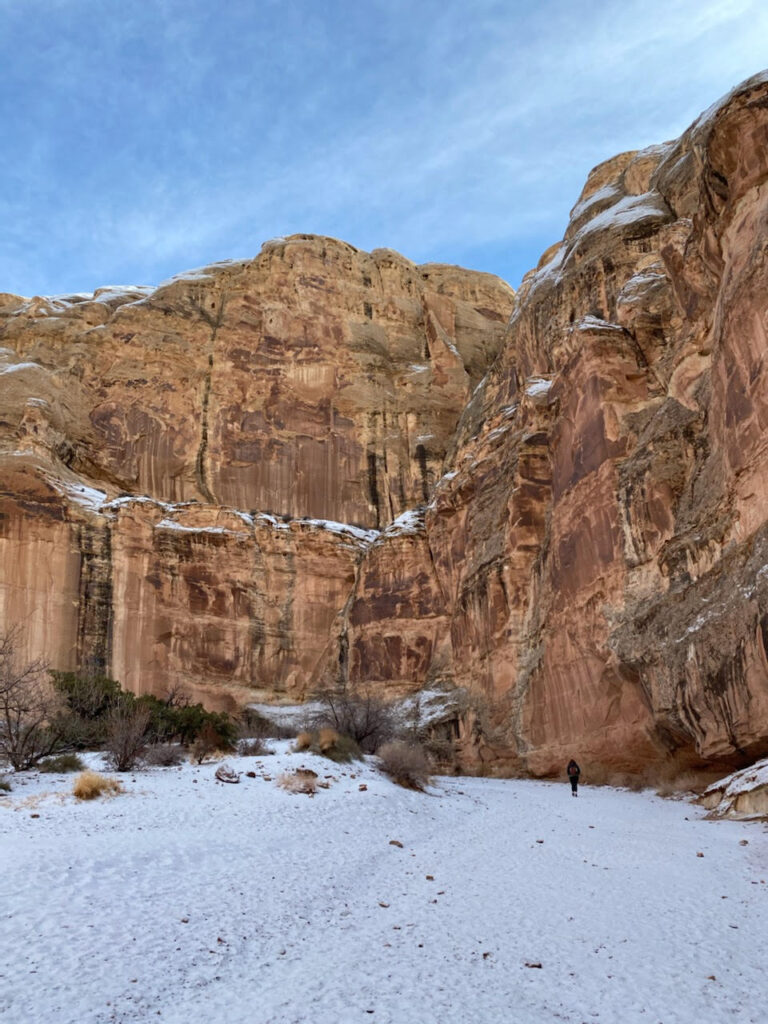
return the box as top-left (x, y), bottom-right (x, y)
top-left (2, 0), bottom-right (767, 296)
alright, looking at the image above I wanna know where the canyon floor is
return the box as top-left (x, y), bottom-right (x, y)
top-left (1, 744), bottom-right (766, 1024)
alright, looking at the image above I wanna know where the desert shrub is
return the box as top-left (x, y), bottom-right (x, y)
top-left (320, 732), bottom-right (361, 763)
top-left (655, 771), bottom-right (712, 798)
top-left (38, 753), bottom-right (85, 773)
top-left (422, 735), bottom-right (457, 771)
top-left (277, 769), bottom-right (317, 795)
top-left (311, 684), bottom-right (394, 753)
top-left (294, 731), bottom-right (313, 752)
top-left (104, 701), bottom-right (151, 772)
top-left (317, 727), bottom-right (339, 752)
top-left (73, 770), bottom-right (123, 800)
top-left (0, 629), bottom-right (64, 770)
top-left (190, 719), bottom-right (235, 764)
top-left (238, 737), bottom-right (270, 757)
top-left (51, 671), bottom-right (121, 721)
top-left (143, 743), bottom-right (184, 767)
top-left (378, 740), bottom-right (431, 790)
top-left (238, 707), bottom-right (295, 740)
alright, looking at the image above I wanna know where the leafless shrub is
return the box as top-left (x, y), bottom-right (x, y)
top-left (143, 743), bottom-right (184, 767)
top-left (277, 768), bottom-right (317, 795)
top-left (238, 707), bottom-right (295, 740)
top-left (238, 737), bottom-right (270, 757)
top-left (73, 770), bottom-right (123, 800)
top-left (163, 683), bottom-right (192, 709)
top-left (104, 702), bottom-right (150, 772)
top-left (378, 740), bottom-right (431, 791)
top-left (0, 628), bottom-right (63, 770)
top-left (655, 771), bottom-right (713, 798)
top-left (311, 684), bottom-right (394, 753)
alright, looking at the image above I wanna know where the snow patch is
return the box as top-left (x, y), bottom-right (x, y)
top-left (524, 377), bottom-right (553, 398)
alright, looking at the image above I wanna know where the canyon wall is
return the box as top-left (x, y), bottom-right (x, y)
top-left (0, 242), bottom-right (512, 708)
top-left (2, 73), bottom-right (768, 774)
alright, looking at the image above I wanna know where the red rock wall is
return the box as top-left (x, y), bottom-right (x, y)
top-left (3, 74), bottom-right (768, 777)
top-left (344, 72), bottom-right (768, 774)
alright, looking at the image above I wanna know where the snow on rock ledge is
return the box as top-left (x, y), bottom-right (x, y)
top-left (698, 759), bottom-right (768, 819)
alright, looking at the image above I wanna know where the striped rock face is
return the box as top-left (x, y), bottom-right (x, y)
top-left (4, 73), bottom-right (768, 779)
top-left (345, 72), bottom-right (768, 776)
top-left (0, 240), bottom-right (512, 708)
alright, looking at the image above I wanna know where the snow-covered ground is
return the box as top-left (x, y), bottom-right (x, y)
top-left (1, 745), bottom-right (766, 1024)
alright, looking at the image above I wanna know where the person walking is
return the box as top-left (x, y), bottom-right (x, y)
top-left (567, 759), bottom-right (580, 796)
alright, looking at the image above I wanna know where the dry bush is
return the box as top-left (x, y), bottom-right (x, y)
top-left (73, 771), bottom-right (123, 800)
top-left (321, 733), bottom-right (360, 763)
top-left (0, 628), bottom-right (63, 770)
top-left (655, 771), bottom-right (713, 798)
top-left (378, 740), bottom-right (431, 791)
top-left (423, 735), bottom-right (457, 771)
top-left (143, 743), bottom-right (183, 767)
top-left (104, 702), bottom-right (151, 771)
top-left (294, 731), bottom-right (313, 752)
top-left (238, 707), bottom-right (295, 740)
top-left (317, 727), bottom-right (339, 752)
top-left (311, 684), bottom-right (394, 753)
top-left (238, 737), bottom-right (270, 757)
top-left (277, 769), bottom-right (317, 795)
top-left (38, 753), bottom-right (85, 774)
top-left (191, 721), bottom-right (224, 764)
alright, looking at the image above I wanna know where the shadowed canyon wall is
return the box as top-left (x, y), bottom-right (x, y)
top-left (3, 73), bottom-right (768, 774)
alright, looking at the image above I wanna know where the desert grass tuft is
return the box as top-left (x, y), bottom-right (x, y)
top-left (294, 731), bottom-right (313, 752)
top-left (72, 771), bottom-right (124, 800)
top-left (277, 769), bottom-right (317, 795)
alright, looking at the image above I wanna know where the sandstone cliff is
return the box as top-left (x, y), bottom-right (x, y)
top-left (0, 241), bottom-right (512, 707)
top-left (344, 71), bottom-right (768, 775)
top-left (3, 73), bottom-right (768, 778)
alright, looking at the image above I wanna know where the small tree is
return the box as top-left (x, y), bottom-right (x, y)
top-left (0, 629), bottom-right (63, 770)
top-left (311, 683), bottom-right (394, 754)
top-left (104, 699), bottom-right (151, 772)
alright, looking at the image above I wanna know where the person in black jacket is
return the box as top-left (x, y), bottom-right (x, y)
top-left (567, 759), bottom-right (580, 796)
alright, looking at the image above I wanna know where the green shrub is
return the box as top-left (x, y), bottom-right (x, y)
top-left (38, 753), bottom-right (85, 773)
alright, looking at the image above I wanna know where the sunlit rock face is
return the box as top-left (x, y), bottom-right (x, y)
top-left (3, 73), bottom-right (768, 777)
top-left (342, 71), bottom-right (768, 775)
top-left (0, 239), bottom-right (512, 526)
top-left (0, 241), bottom-right (512, 707)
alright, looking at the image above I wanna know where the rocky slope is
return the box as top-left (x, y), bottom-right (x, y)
top-left (3, 72), bottom-right (768, 777)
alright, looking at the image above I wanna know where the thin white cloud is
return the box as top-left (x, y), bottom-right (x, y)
top-left (0, 0), bottom-right (766, 293)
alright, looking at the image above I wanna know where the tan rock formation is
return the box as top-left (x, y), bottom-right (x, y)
top-left (4, 73), bottom-right (768, 780)
top-left (0, 243), bottom-right (512, 708)
top-left (345, 71), bottom-right (768, 775)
